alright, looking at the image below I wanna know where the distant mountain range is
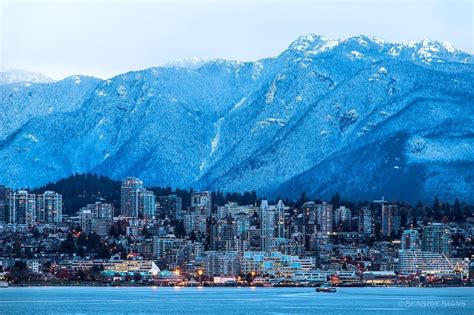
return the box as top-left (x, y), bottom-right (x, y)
top-left (1, 35), bottom-right (473, 202)
top-left (0, 69), bottom-right (54, 85)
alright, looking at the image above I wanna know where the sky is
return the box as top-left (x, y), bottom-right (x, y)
top-left (1, 0), bottom-right (472, 80)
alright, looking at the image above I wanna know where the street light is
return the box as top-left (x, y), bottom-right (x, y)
top-left (197, 269), bottom-right (204, 285)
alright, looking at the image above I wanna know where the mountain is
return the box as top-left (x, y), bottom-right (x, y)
top-left (0, 35), bottom-right (473, 202)
top-left (0, 69), bottom-right (54, 84)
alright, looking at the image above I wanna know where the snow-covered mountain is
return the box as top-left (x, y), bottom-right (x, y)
top-left (1, 35), bottom-right (473, 202)
top-left (0, 69), bottom-right (54, 84)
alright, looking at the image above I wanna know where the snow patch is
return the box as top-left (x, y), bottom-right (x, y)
top-left (25, 134), bottom-right (39, 143)
top-left (349, 51), bottom-right (364, 60)
top-left (378, 67), bottom-right (388, 74)
top-left (266, 81), bottom-right (277, 104)
top-left (258, 118), bottom-right (286, 127)
top-left (306, 39), bottom-right (340, 55)
top-left (117, 85), bottom-right (127, 97)
top-left (97, 90), bottom-right (107, 97)
top-left (210, 117), bottom-right (224, 156)
top-left (252, 61), bottom-right (264, 80)
top-left (388, 47), bottom-right (400, 57)
top-left (371, 36), bottom-right (386, 45)
top-left (356, 38), bottom-right (368, 47)
top-left (231, 97), bottom-right (246, 112)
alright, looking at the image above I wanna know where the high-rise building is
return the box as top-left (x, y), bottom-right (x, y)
top-left (157, 194), bottom-right (182, 219)
top-left (9, 190), bottom-right (36, 225)
top-left (317, 202), bottom-right (333, 234)
top-left (137, 189), bottom-right (156, 218)
top-left (302, 201), bottom-right (317, 234)
top-left (381, 204), bottom-right (400, 236)
top-left (36, 191), bottom-right (62, 223)
top-left (335, 206), bottom-right (351, 225)
top-left (422, 223), bottom-right (451, 256)
top-left (121, 177), bottom-right (143, 217)
top-left (120, 177), bottom-right (155, 218)
top-left (79, 202), bottom-right (114, 235)
top-left (0, 185), bottom-right (11, 223)
top-left (401, 229), bottom-right (420, 251)
top-left (79, 207), bottom-right (93, 234)
top-left (358, 206), bottom-right (373, 236)
top-left (276, 200), bottom-right (285, 239)
top-left (191, 191), bottom-right (212, 216)
top-left (260, 200), bottom-right (275, 252)
top-left (209, 216), bottom-right (236, 251)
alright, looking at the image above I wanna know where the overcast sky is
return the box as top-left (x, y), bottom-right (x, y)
top-left (1, 0), bottom-right (472, 80)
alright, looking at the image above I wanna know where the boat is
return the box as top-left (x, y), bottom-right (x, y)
top-left (0, 281), bottom-right (8, 288)
top-left (316, 283), bottom-right (336, 293)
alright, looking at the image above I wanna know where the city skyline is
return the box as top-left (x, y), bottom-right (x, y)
top-left (0, 175), bottom-right (471, 286)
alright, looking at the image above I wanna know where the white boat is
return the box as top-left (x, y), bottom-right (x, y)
top-left (0, 281), bottom-right (8, 288)
top-left (316, 283), bottom-right (336, 293)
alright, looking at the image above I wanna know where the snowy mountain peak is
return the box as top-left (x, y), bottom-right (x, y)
top-left (0, 69), bottom-right (54, 85)
top-left (164, 57), bottom-right (210, 69)
top-left (289, 34), bottom-right (340, 54)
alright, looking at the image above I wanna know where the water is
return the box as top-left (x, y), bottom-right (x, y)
top-left (0, 286), bottom-right (472, 314)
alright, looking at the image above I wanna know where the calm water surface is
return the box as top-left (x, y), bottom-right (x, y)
top-left (0, 286), bottom-right (472, 314)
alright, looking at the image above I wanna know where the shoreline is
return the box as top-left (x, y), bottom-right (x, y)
top-left (7, 282), bottom-right (472, 288)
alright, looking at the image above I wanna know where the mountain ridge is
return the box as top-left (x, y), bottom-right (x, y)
top-left (1, 35), bottom-right (473, 202)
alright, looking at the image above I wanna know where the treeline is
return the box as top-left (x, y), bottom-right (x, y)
top-left (30, 173), bottom-right (260, 216)
top-left (31, 173), bottom-right (122, 215)
top-left (29, 173), bottom-right (473, 221)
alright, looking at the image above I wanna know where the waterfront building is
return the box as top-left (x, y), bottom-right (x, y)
top-left (241, 251), bottom-right (315, 277)
top-left (398, 250), bottom-right (468, 276)
top-left (153, 236), bottom-right (186, 270)
top-left (36, 191), bottom-right (62, 223)
top-left (422, 223), bottom-right (451, 256)
top-left (205, 251), bottom-right (240, 276)
top-left (292, 270), bottom-right (331, 282)
top-left (8, 190), bottom-right (36, 225)
top-left (362, 271), bottom-right (397, 284)
top-left (400, 228), bottom-right (420, 251)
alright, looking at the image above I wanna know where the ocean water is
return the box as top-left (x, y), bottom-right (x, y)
top-left (0, 286), bottom-right (472, 314)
